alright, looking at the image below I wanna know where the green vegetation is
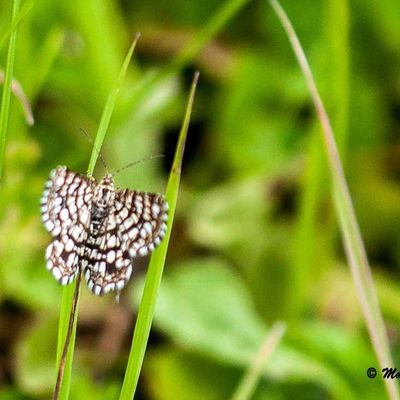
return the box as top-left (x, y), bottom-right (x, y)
top-left (0, 0), bottom-right (400, 399)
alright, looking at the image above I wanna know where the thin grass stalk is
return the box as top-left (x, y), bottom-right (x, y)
top-left (87, 33), bottom-right (141, 175)
top-left (269, 1), bottom-right (398, 399)
top-left (52, 272), bottom-right (82, 400)
top-left (169, 0), bottom-right (250, 70)
top-left (0, 0), bottom-right (36, 50)
top-left (231, 322), bottom-right (286, 400)
top-left (118, 71), bottom-right (200, 400)
top-left (55, 279), bottom-right (79, 400)
top-left (53, 35), bottom-right (140, 400)
top-left (0, 0), bottom-right (20, 183)
top-left (125, 0), bottom-right (250, 114)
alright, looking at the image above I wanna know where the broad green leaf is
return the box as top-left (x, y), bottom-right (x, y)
top-left (133, 259), bottom-right (357, 399)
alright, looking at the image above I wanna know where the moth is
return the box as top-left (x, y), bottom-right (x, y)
top-left (40, 166), bottom-right (168, 295)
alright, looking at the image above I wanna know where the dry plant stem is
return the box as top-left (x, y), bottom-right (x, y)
top-left (52, 271), bottom-right (82, 400)
top-left (0, 0), bottom-right (20, 182)
top-left (269, 1), bottom-right (398, 399)
top-left (0, 70), bottom-right (34, 125)
top-left (231, 322), bottom-right (286, 400)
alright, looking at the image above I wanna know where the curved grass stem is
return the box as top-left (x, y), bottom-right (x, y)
top-left (269, 1), bottom-right (398, 399)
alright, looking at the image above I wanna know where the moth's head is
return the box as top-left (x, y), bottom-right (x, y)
top-left (94, 174), bottom-right (115, 207)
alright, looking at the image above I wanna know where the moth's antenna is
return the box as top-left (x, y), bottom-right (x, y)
top-left (112, 154), bottom-right (165, 177)
top-left (79, 128), bottom-right (108, 172)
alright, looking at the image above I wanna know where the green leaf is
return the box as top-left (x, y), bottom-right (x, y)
top-left (133, 258), bottom-right (357, 399)
top-left (87, 34), bottom-right (140, 176)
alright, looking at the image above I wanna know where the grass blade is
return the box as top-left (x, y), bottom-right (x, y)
top-left (52, 273), bottom-right (82, 400)
top-left (118, 71), bottom-right (200, 400)
top-left (87, 33), bottom-right (141, 176)
top-left (0, 0), bottom-right (36, 50)
top-left (54, 276), bottom-right (80, 400)
top-left (0, 0), bottom-right (20, 183)
top-left (54, 35), bottom-right (140, 400)
top-left (169, 0), bottom-right (250, 71)
top-left (269, 1), bottom-right (398, 399)
top-left (125, 0), bottom-right (250, 116)
top-left (230, 322), bottom-right (286, 400)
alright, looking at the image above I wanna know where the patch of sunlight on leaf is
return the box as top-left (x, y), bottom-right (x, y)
top-left (188, 179), bottom-right (269, 250)
top-left (142, 259), bottom-right (267, 356)
top-left (120, 69), bottom-right (180, 125)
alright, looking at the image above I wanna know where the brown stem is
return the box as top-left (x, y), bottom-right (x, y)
top-left (0, 70), bottom-right (34, 125)
top-left (52, 271), bottom-right (82, 400)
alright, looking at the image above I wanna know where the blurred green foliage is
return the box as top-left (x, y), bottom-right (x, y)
top-left (0, 0), bottom-right (400, 399)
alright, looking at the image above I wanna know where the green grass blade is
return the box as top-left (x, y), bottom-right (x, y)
top-left (54, 280), bottom-right (80, 400)
top-left (118, 71), bottom-right (200, 400)
top-left (230, 322), bottom-right (286, 400)
top-left (269, 1), bottom-right (398, 399)
top-left (54, 274), bottom-right (82, 400)
top-left (169, 0), bottom-right (250, 71)
top-left (0, 0), bottom-right (36, 50)
top-left (54, 36), bottom-right (140, 400)
top-left (125, 0), bottom-right (249, 115)
top-left (0, 0), bottom-right (20, 183)
top-left (87, 33), bottom-right (140, 176)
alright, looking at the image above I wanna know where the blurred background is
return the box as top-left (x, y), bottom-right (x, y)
top-left (0, 0), bottom-right (400, 398)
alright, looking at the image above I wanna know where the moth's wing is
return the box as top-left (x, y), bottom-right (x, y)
top-left (41, 166), bottom-right (94, 237)
top-left (45, 223), bottom-right (88, 285)
top-left (83, 189), bottom-right (168, 296)
top-left (41, 166), bottom-right (94, 284)
top-left (115, 189), bottom-right (168, 257)
top-left (83, 213), bottom-right (133, 295)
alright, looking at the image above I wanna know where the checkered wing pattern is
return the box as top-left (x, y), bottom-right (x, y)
top-left (83, 189), bottom-right (168, 295)
top-left (41, 166), bottom-right (94, 284)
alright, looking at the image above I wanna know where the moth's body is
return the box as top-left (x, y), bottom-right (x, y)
top-left (41, 166), bottom-right (168, 295)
